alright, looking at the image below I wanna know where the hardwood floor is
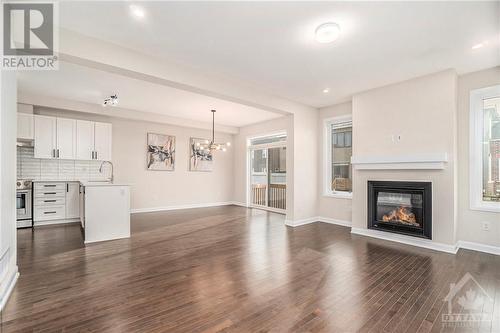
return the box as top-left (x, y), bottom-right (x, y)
top-left (1, 206), bottom-right (499, 332)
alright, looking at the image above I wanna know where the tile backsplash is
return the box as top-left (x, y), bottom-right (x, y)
top-left (17, 147), bottom-right (111, 181)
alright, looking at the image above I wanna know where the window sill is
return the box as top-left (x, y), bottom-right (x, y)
top-left (324, 192), bottom-right (353, 199)
top-left (470, 202), bottom-right (500, 213)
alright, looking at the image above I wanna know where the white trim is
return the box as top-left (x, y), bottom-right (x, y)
top-left (285, 216), bottom-right (318, 227)
top-left (34, 218), bottom-right (80, 226)
top-left (0, 266), bottom-right (19, 311)
top-left (350, 227), bottom-right (458, 254)
top-left (456, 241), bottom-right (500, 256)
top-left (469, 85), bottom-right (500, 212)
top-left (317, 216), bottom-right (352, 227)
top-left (249, 204), bottom-right (286, 214)
top-left (323, 192), bottom-right (352, 199)
top-left (351, 153), bottom-right (448, 170)
top-left (130, 202), bottom-right (235, 214)
top-left (323, 115), bottom-right (353, 197)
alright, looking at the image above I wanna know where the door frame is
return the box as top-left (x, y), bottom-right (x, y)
top-left (246, 131), bottom-right (287, 214)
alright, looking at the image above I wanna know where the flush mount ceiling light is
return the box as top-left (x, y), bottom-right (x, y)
top-left (129, 4), bottom-right (145, 19)
top-left (195, 110), bottom-right (231, 153)
top-left (103, 94), bottom-right (119, 107)
top-left (323, 88), bottom-right (330, 93)
top-left (315, 22), bottom-right (341, 43)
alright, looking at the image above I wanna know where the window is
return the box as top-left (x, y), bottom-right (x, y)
top-left (324, 116), bottom-right (353, 198)
top-left (470, 85), bottom-right (500, 212)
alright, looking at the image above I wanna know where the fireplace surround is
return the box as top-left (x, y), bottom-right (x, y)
top-left (367, 181), bottom-right (432, 239)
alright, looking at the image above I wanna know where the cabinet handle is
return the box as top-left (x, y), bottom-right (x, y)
top-left (44, 200), bottom-right (56, 203)
top-left (52, 149), bottom-right (55, 158)
top-left (95, 151), bottom-right (98, 160)
top-left (66, 183), bottom-right (69, 192)
top-left (57, 149), bottom-right (60, 158)
top-left (44, 185), bottom-right (56, 187)
top-left (43, 192), bottom-right (56, 195)
top-left (44, 211), bottom-right (56, 214)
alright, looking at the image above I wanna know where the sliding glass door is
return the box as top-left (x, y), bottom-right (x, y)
top-left (249, 135), bottom-right (286, 212)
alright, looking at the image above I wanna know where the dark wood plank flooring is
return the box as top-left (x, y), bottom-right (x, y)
top-left (1, 206), bottom-right (499, 332)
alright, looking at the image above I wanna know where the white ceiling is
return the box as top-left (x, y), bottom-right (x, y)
top-left (17, 61), bottom-right (282, 127)
top-left (58, 1), bottom-right (500, 108)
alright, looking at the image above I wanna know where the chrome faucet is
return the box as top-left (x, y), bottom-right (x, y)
top-left (99, 160), bottom-right (114, 183)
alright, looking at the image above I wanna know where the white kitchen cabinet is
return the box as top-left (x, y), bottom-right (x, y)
top-left (94, 122), bottom-right (112, 161)
top-left (56, 118), bottom-right (77, 159)
top-left (17, 112), bottom-right (34, 140)
top-left (66, 182), bottom-right (80, 219)
top-left (76, 120), bottom-right (95, 160)
top-left (34, 115), bottom-right (57, 159)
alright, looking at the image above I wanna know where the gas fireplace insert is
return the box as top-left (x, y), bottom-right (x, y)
top-left (367, 181), bottom-right (432, 239)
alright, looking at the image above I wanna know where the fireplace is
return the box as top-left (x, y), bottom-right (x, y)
top-left (368, 181), bottom-right (432, 239)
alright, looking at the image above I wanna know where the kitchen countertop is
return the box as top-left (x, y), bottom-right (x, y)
top-left (80, 181), bottom-right (131, 187)
top-left (32, 180), bottom-right (131, 186)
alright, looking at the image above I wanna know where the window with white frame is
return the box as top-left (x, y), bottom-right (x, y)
top-left (470, 85), bottom-right (500, 212)
top-left (324, 116), bottom-right (353, 197)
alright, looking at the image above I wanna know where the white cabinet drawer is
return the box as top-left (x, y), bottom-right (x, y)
top-left (34, 205), bottom-right (65, 221)
top-left (34, 190), bottom-right (65, 200)
top-left (34, 183), bottom-right (66, 191)
top-left (35, 197), bottom-right (66, 206)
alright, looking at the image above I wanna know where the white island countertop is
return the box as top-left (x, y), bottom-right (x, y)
top-left (81, 181), bottom-right (132, 187)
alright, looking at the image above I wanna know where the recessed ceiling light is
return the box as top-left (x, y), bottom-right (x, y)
top-left (323, 88), bottom-right (330, 93)
top-left (129, 5), bottom-right (145, 19)
top-left (472, 40), bottom-right (489, 50)
top-left (315, 23), bottom-right (341, 43)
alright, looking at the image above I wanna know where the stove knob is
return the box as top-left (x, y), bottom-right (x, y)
top-left (24, 181), bottom-right (30, 187)
top-left (16, 181), bottom-right (21, 187)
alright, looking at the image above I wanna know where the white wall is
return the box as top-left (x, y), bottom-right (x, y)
top-left (0, 71), bottom-right (19, 310)
top-left (34, 107), bottom-right (234, 211)
top-left (457, 67), bottom-right (500, 247)
top-left (351, 70), bottom-right (458, 246)
top-left (317, 102), bottom-right (353, 223)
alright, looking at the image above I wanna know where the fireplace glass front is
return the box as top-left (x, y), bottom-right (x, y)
top-left (368, 181), bottom-right (432, 239)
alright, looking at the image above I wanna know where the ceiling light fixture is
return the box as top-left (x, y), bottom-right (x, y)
top-left (323, 88), bottom-right (330, 93)
top-left (472, 41), bottom-right (488, 50)
top-left (103, 94), bottom-right (119, 107)
top-left (129, 4), bottom-right (145, 19)
top-left (315, 22), bottom-right (341, 43)
top-left (195, 110), bottom-right (231, 153)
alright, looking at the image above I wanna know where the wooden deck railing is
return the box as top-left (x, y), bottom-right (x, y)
top-left (251, 184), bottom-right (286, 210)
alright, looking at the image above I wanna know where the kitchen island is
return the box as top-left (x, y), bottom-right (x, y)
top-left (80, 182), bottom-right (131, 244)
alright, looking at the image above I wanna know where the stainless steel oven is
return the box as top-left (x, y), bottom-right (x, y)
top-left (16, 180), bottom-right (32, 228)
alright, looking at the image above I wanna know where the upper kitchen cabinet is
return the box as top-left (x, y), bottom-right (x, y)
top-left (34, 115), bottom-right (112, 161)
top-left (17, 104), bottom-right (34, 141)
top-left (34, 115), bottom-right (77, 160)
top-left (94, 122), bottom-right (112, 161)
top-left (76, 120), bottom-right (112, 161)
top-left (76, 120), bottom-right (95, 160)
top-left (34, 115), bottom-right (57, 159)
top-left (56, 118), bottom-right (77, 159)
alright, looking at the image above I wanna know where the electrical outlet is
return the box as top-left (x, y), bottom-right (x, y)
top-left (481, 222), bottom-right (490, 231)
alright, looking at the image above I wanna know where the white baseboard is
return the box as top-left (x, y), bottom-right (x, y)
top-left (34, 218), bottom-right (80, 227)
top-left (317, 216), bottom-right (352, 227)
top-left (351, 227), bottom-right (458, 254)
top-left (456, 241), bottom-right (500, 256)
top-left (230, 201), bottom-right (248, 207)
top-left (285, 216), bottom-right (319, 227)
top-left (130, 202), bottom-right (238, 214)
top-left (0, 266), bottom-right (18, 311)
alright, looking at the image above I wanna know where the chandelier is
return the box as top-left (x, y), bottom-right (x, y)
top-left (196, 110), bottom-right (231, 153)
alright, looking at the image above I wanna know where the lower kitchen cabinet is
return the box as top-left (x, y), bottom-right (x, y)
top-left (33, 181), bottom-right (81, 225)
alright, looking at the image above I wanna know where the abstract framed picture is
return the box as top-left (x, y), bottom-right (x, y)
top-left (189, 137), bottom-right (213, 172)
top-left (147, 133), bottom-right (175, 171)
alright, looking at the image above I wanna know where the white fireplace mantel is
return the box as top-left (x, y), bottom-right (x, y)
top-left (351, 153), bottom-right (448, 170)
